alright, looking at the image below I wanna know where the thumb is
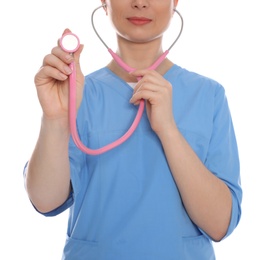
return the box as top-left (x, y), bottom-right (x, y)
top-left (73, 44), bottom-right (84, 75)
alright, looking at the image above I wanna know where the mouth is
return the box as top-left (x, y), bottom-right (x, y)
top-left (127, 17), bottom-right (152, 26)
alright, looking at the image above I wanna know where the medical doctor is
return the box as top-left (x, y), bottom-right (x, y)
top-left (24, 0), bottom-right (242, 259)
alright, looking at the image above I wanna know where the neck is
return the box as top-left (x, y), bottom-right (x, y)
top-left (117, 39), bottom-right (164, 68)
top-left (107, 37), bottom-right (173, 82)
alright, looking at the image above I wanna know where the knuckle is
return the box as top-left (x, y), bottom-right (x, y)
top-left (165, 82), bottom-right (173, 91)
top-left (43, 54), bottom-right (51, 64)
top-left (51, 46), bottom-right (59, 54)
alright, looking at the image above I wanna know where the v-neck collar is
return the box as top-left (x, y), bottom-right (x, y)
top-left (102, 64), bottom-right (177, 96)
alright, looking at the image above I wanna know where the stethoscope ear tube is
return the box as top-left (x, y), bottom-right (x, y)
top-left (91, 5), bottom-right (184, 52)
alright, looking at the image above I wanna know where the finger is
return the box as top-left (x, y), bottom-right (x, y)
top-left (132, 73), bottom-right (164, 96)
top-left (42, 53), bottom-right (73, 79)
top-left (133, 81), bottom-right (159, 97)
top-left (37, 65), bottom-right (69, 82)
top-left (130, 69), bottom-right (162, 79)
top-left (130, 69), bottom-right (151, 78)
top-left (130, 89), bottom-right (160, 105)
top-left (131, 81), bottom-right (160, 100)
top-left (57, 28), bottom-right (72, 46)
top-left (50, 46), bottom-right (74, 65)
top-left (73, 44), bottom-right (84, 73)
top-left (62, 28), bottom-right (71, 35)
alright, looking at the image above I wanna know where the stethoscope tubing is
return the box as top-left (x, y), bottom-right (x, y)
top-left (68, 4), bottom-right (183, 155)
top-left (68, 60), bottom-right (145, 155)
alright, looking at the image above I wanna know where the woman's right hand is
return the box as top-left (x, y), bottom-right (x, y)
top-left (34, 28), bottom-right (84, 124)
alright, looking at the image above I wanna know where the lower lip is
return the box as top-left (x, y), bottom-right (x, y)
top-left (128, 19), bottom-right (152, 25)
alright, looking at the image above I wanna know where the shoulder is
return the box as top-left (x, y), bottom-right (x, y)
top-left (83, 67), bottom-right (126, 98)
top-left (168, 64), bottom-right (225, 95)
top-left (84, 67), bottom-right (113, 85)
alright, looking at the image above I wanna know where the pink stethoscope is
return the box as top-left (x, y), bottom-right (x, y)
top-left (59, 4), bottom-right (183, 155)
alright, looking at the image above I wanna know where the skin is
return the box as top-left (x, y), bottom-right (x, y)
top-left (25, 0), bottom-right (232, 242)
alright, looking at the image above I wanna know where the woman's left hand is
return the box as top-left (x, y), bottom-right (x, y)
top-left (129, 69), bottom-right (176, 135)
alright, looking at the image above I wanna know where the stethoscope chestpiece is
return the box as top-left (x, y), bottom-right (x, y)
top-left (60, 32), bottom-right (80, 53)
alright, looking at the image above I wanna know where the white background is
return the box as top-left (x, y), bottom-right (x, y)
top-left (1, 0), bottom-right (267, 259)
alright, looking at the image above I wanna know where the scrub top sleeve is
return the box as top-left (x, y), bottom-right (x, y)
top-left (203, 85), bottom-right (242, 241)
top-left (23, 162), bottom-right (74, 217)
top-left (33, 190), bottom-right (74, 217)
top-left (68, 136), bottom-right (86, 196)
top-left (27, 134), bottom-right (85, 217)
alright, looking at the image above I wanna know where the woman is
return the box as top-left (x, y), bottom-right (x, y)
top-left (24, 0), bottom-right (242, 259)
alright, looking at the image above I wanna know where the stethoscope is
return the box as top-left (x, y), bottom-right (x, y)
top-left (59, 4), bottom-right (183, 155)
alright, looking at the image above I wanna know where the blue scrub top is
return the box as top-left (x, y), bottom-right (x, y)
top-left (38, 65), bottom-right (242, 260)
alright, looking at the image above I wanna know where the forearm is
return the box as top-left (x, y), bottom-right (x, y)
top-left (25, 116), bottom-right (71, 213)
top-left (158, 125), bottom-right (232, 241)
